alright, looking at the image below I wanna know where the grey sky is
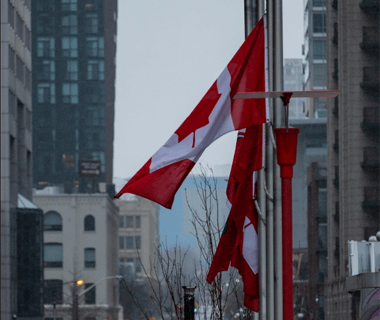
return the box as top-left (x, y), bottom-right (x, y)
top-left (113, 1), bottom-right (304, 180)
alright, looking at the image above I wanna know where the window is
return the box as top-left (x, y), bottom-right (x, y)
top-left (126, 236), bottom-right (134, 249)
top-left (84, 215), bottom-right (95, 231)
top-left (135, 216), bottom-right (141, 228)
top-left (119, 236), bottom-right (124, 249)
top-left (135, 258), bottom-right (141, 273)
top-left (119, 216), bottom-right (124, 228)
top-left (313, 40), bottom-right (326, 59)
top-left (126, 216), bottom-right (133, 228)
top-left (86, 37), bottom-right (104, 57)
top-left (62, 83), bottom-right (78, 104)
top-left (25, 67), bottom-right (31, 92)
top-left (84, 248), bottom-right (95, 268)
top-left (313, 13), bottom-right (325, 33)
top-left (25, 26), bottom-right (31, 51)
top-left (62, 0), bottom-right (77, 11)
top-left (36, 14), bottom-right (54, 34)
top-left (16, 12), bottom-right (24, 41)
top-left (44, 280), bottom-right (63, 304)
top-left (38, 83), bottom-right (55, 103)
top-left (85, 14), bottom-right (98, 33)
top-left (38, 61), bottom-right (55, 81)
top-left (135, 236), bottom-right (141, 250)
top-left (44, 211), bottom-right (62, 231)
top-left (37, 37), bottom-right (55, 57)
top-left (84, 283), bottom-right (96, 304)
top-left (84, 84), bottom-right (104, 103)
top-left (16, 56), bottom-right (24, 83)
top-left (37, 0), bottom-right (54, 11)
top-left (44, 243), bottom-right (63, 268)
top-left (9, 46), bottom-right (15, 73)
top-left (313, 0), bottom-right (325, 6)
top-left (62, 14), bottom-right (77, 34)
top-left (8, 1), bottom-right (15, 29)
top-left (62, 37), bottom-right (78, 57)
top-left (313, 64), bottom-right (326, 87)
top-left (85, 0), bottom-right (98, 10)
top-left (64, 60), bottom-right (78, 80)
top-left (87, 60), bottom-right (104, 80)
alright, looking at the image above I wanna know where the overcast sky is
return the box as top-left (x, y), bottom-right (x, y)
top-left (113, 1), bottom-right (304, 181)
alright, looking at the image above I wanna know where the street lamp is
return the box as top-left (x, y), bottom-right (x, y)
top-left (73, 275), bottom-right (122, 320)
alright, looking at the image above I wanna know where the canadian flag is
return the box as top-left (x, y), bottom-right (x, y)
top-left (206, 125), bottom-right (264, 311)
top-left (115, 16), bottom-right (267, 209)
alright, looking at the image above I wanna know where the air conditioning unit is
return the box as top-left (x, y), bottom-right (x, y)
top-left (369, 242), bottom-right (380, 273)
top-left (348, 241), bottom-right (370, 276)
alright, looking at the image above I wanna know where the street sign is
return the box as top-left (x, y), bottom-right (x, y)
top-left (79, 160), bottom-right (101, 178)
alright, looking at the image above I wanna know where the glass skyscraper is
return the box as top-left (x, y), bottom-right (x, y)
top-left (32, 0), bottom-right (117, 193)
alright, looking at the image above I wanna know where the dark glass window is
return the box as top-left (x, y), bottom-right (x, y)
top-left (9, 46), bottom-right (15, 73)
top-left (119, 236), bottom-right (124, 249)
top-left (16, 12), bottom-right (24, 41)
top-left (36, 15), bottom-right (54, 34)
top-left (84, 106), bottom-right (104, 126)
top-left (135, 258), bottom-right (141, 273)
top-left (37, 37), bottom-right (55, 57)
top-left (62, 14), bottom-right (77, 34)
top-left (62, 83), bottom-right (78, 104)
top-left (313, 0), bottom-right (325, 6)
top-left (313, 64), bottom-right (326, 87)
top-left (84, 215), bottom-right (95, 231)
top-left (16, 55), bottom-right (24, 83)
top-left (84, 84), bottom-right (104, 103)
top-left (84, 248), bottom-right (95, 268)
top-left (62, 0), bottom-right (77, 11)
top-left (85, 14), bottom-right (98, 33)
top-left (44, 243), bottom-right (63, 268)
top-left (25, 26), bottom-right (31, 51)
top-left (64, 60), bottom-right (78, 80)
top-left (87, 60), bottom-right (104, 80)
top-left (135, 216), bottom-right (141, 228)
top-left (84, 283), bottom-right (95, 304)
top-left (126, 216), bottom-right (133, 228)
top-left (37, 0), bottom-right (54, 11)
top-left (135, 236), bottom-right (141, 250)
top-left (86, 37), bottom-right (104, 57)
top-left (313, 39), bottom-right (326, 59)
top-left (37, 83), bottom-right (55, 103)
top-left (44, 280), bottom-right (63, 304)
top-left (313, 13), bottom-right (326, 33)
top-left (8, 1), bottom-right (14, 29)
top-left (44, 211), bottom-right (62, 231)
top-left (118, 216), bottom-right (124, 228)
top-left (38, 60), bottom-right (55, 81)
top-left (62, 37), bottom-right (78, 57)
top-left (126, 236), bottom-right (133, 249)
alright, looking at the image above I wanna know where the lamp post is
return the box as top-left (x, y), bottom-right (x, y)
top-left (73, 275), bottom-right (122, 320)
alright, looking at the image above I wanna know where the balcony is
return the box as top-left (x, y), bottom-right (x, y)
top-left (362, 187), bottom-right (379, 214)
top-left (361, 107), bottom-right (379, 135)
top-left (361, 147), bottom-right (379, 175)
top-left (359, 0), bottom-right (379, 13)
top-left (360, 67), bottom-right (380, 94)
top-left (360, 27), bottom-right (379, 55)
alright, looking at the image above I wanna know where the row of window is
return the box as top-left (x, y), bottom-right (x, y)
top-left (37, 83), bottom-right (105, 104)
top-left (119, 215), bottom-right (141, 229)
top-left (36, 0), bottom-right (99, 12)
top-left (8, 46), bottom-right (32, 91)
top-left (8, 90), bottom-right (32, 132)
top-left (44, 244), bottom-right (95, 268)
top-left (44, 211), bottom-right (95, 231)
top-left (119, 236), bottom-right (141, 250)
top-left (44, 279), bottom-right (95, 305)
top-left (8, 1), bottom-right (31, 50)
top-left (37, 59), bottom-right (105, 81)
top-left (36, 13), bottom-right (100, 35)
top-left (37, 37), bottom-right (104, 58)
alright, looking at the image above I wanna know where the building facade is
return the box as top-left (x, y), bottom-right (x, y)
top-left (33, 191), bottom-right (121, 320)
top-left (117, 198), bottom-right (159, 279)
top-left (284, 59), bottom-right (306, 119)
top-left (1, 0), bottom-right (41, 319)
top-left (303, 0), bottom-right (328, 118)
top-left (31, 0), bottom-right (117, 193)
top-left (325, 0), bottom-right (379, 319)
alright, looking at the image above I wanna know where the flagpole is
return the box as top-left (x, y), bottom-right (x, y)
top-left (271, 0), bottom-right (284, 319)
top-left (244, 2), bottom-right (265, 320)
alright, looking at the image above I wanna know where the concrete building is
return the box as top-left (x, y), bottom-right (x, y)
top-left (31, 0), bottom-right (117, 194)
top-left (303, 0), bottom-right (328, 118)
top-left (33, 191), bottom-right (121, 320)
top-left (1, 1), bottom-right (44, 319)
top-left (325, 0), bottom-right (379, 319)
top-left (116, 198), bottom-right (159, 279)
top-left (284, 59), bottom-right (306, 119)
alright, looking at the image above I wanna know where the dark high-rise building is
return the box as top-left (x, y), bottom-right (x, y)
top-left (32, 0), bottom-right (117, 193)
top-left (326, 0), bottom-right (379, 319)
